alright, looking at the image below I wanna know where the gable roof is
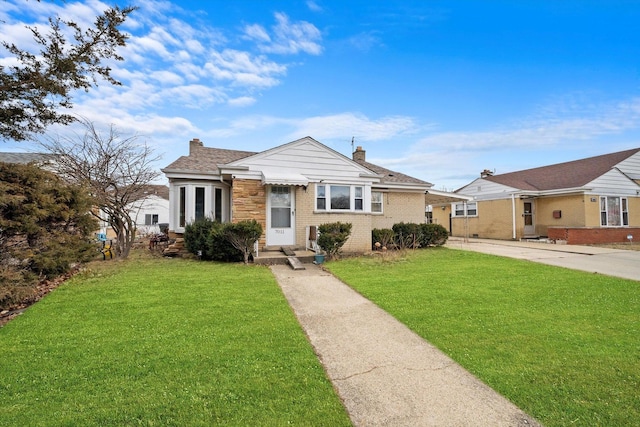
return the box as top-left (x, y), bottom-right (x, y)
top-left (163, 137), bottom-right (430, 188)
top-left (483, 148), bottom-right (640, 191)
top-left (139, 184), bottom-right (170, 201)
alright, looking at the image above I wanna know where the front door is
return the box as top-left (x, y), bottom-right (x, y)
top-left (523, 201), bottom-right (535, 236)
top-left (267, 186), bottom-right (295, 246)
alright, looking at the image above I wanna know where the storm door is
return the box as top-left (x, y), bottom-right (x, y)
top-left (267, 186), bottom-right (295, 246)
top-left (523, 201), bottom-right (536, 236)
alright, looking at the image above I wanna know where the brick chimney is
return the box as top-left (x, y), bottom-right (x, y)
top-left (480, 169), bottom-right (494, 178)
top-left (353, 146), bottom-right (366, 162)
top-left (189, 138), bottom-right (203, 155)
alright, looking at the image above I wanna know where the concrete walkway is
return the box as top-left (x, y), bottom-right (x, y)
top-left (271, 264), bottom-right (541, 427)
top-left (446, 237), bottom-right (640, 282)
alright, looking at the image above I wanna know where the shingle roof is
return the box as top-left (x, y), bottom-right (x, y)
top-left (354, 159), bottom-right (432, 186)
top-left (163, 146), bottom-right (256, 172)
top-left (140, 184), bottom-right (170, 200)
top-left (163, 142), bottom-right (430, 187)
top-left (0, 152), bottom-right (56, 164)
top-left (484, 148), bottom-right (640, 191)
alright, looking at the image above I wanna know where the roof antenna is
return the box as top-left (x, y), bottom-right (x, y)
top-left (351, 136), bottom-right (355, 153)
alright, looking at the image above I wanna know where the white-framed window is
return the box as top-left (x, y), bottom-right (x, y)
top-left (600, 196), bottom-right (628, 226)
top-left (371, 191), bottom-right (383, 213)
top-left (354, 187), bottom-right (364, 211)
top-left (452, 201), bottom-right (477, 217)
top-left (173, 183), bottom-right (228, 231)
top-left (425, 205), bottom-right (433, 224)
top-left (316, 184), bottom-right (368, 212)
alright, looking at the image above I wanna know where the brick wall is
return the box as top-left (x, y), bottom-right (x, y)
top-left (297, 184), bottom-right (373, 252)
top-left (371, 192), bottom-right (425, 229)
top-left (548, 227), bottom-right (640, 245)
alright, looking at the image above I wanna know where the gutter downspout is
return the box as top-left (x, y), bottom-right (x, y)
top-left (511, 193), bottom-right (517, 240)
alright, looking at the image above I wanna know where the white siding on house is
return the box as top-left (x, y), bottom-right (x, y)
top-left (130, 194), bottom-right (170, 236)
top-left (616, 151), bottom-right (640, 180)
top-left (586, 169), bottom-right (640, 196)
top-left (456, 178), bottom-right (518, 201)
top-left (225, 137), bottom-right (377, 184)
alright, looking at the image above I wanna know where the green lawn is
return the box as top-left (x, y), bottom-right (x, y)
top-left (325, 248), bottom-right (640, 427)
top-left (0, 255), bottom-right (350, 426)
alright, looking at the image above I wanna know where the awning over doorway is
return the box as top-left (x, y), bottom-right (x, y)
top-left (261, 171), bottom-right (310, 186)
top-left (425, 189), bottom-right (473, 205)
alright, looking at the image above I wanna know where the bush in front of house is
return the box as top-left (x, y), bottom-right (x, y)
top-left (223, 220), bottom-right (263, 265)
top-left (183, 218), bottom-right (243, 262)
top-left (392, 222), bottom-right (422, 249)
top-left (318, 222), bottom-right (352, 259)
top-left (419, 223), bottom-right (448, 247)
top-left (372, 228), bottom-right (395, 250)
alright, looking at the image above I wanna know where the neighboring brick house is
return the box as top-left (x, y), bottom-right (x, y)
top-left (162, 136), bottom-right (456, 253)
top-left (431, 148), bottom-right (640, 244)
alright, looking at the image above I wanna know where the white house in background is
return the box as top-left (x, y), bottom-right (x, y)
top-left (98, 185), bottom-right (170, 238)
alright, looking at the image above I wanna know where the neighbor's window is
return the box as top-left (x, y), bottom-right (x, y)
top-left (453, 202), bottom-right (477, 217)
top-left (145, 214), bottom-right (159, 225)
top-left (371, 191), bottom-right (383, 213)
top-left (600, 196), bottom-right (628, 226)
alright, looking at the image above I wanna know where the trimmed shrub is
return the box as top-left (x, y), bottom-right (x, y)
top-left (392, 222), bottom-right (422, 249)
top-left (372, 228), bottom-right (395, 250)
top-left (223, 220), bottom-right (263, 265)
top-left (184, 217), bottom-right (214, 259)
top-left (420, 223), bottom-right (449, 247)
top-left (184, 218), bottom-right (243, 262)
top-left (318, 222), bottom-right (352, 259)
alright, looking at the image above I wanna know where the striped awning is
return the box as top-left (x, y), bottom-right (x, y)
top-left (261, 171), bottom-right (310, 186)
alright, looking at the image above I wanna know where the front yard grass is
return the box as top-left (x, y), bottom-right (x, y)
top-left (326, 248), bottom-right (640, 427)
top-left (0, 255), bottom-right (350, 426)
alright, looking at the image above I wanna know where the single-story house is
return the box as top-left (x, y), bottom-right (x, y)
top-left (430, 148), bottom-right (640, 244)
top-left (97, 184), bottom-right (170, 239)
top-left (162, 136), bottom-right (461, 253)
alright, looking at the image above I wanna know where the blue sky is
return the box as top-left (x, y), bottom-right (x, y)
top-left (2, 0), bottom-right (640, 190)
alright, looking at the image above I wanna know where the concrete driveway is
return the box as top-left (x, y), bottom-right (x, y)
top-left (446, 237), bottom-right (640, 281)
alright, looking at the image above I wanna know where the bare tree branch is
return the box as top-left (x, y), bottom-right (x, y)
top-left (40, 119), bottom-right (162, 258)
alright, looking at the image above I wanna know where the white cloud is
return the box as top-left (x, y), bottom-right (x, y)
top-left (287, 112), bottom-right (420, 141)
top-left (306, 1), bottom-right (323, 13)
top-left (228, 96), bottom-right (257, 107)
top-left (248, 12), bottom-right (323, 55)
top-left (243, 24), bottom-right (271, 43)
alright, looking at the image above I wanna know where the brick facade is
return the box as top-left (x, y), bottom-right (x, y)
top-left (547, 227), bottom-right (640, 245)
